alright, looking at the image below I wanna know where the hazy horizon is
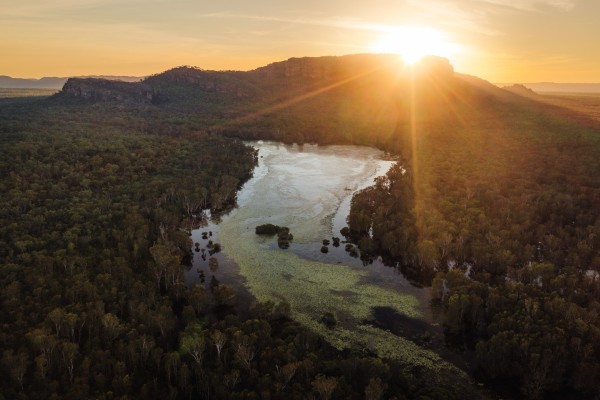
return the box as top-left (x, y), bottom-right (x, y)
top-left (2, 54), bottom-right (600, 87)
top-left (2, 0), bottom-right (599, 82)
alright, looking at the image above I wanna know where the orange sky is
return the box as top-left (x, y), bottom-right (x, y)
top-left (1, 0), bottom-right (599, 82)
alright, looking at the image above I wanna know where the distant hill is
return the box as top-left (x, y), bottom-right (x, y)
top-left (502, 83), bottom-right (540, 98)
top-left (51, 54), bottom-right (542, 147)
top-left (496, 82), bottom-right (600, 93)
top-left (0, 75), bottom-right (141, 89)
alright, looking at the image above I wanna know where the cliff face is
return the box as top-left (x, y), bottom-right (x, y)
top-left (144, 67), bottom-right (255, 98)
top-left (61, 78), bottom-right (155, 103)
top-left (250, 54), bottom-right (404, 83)
top-left (57, 54), bottom-right (460, 105)
top-left (250, 54), bottom-right (454, 82)
top-left (252, 56), bottom-right (346, 80)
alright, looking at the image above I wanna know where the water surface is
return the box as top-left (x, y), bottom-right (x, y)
top-left (192, 141), bottom-right (455, 369)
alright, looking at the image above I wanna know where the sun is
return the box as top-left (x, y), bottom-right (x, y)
top-left (369, 26), bottom-right (457, 64)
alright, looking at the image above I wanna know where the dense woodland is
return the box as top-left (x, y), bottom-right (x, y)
top-left (0, 85), bottom-right (485, 399)
top-left (2, 54), bottom-right (600, 399)
top-left (347, 81), bottom-right (600, 398)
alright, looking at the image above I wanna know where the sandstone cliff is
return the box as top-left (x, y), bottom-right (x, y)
top-left (61, 78), bottom-right (155, 103)
top-left (57, 54), bottom-right (458, 105)
top-left (144, 67), bottom-right (255, 98)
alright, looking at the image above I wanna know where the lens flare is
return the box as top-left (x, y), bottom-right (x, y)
top-left (370, 26), bottom-right (458, 64)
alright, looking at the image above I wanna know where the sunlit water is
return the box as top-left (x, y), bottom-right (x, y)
top-left (188, 141), bottom-right (454, 368)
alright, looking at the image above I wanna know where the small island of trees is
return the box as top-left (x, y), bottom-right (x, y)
top-left (255, 224), bottom-right (293, 249)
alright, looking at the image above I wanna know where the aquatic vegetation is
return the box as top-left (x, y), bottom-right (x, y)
top-left (217, 142), bottom-right (466, 377)
top-left (320, 312), bottom-right (337, 329)
top-left (209, 257), bottom-right (219, 272)
top-left (221, 226), bottom-right (422, 318)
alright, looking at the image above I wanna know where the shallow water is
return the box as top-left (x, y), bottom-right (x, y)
top-left (187, 141), bottom-right (459, 369)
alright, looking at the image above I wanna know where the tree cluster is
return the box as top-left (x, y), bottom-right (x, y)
top-left (346, 87), bottom-right (600, 398)
top-left (0, 97), bottom-right (486, 399)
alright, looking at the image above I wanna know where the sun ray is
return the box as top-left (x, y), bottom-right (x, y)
top-left (210, 58), bottom-right (403, 131)
top-left (370, 26), bottom-right (459, 65)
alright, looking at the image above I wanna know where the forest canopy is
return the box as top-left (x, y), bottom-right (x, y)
top-left (0, 88), bottom-right (484, 399)
top-left (3, 54), bottom-right (600, 399)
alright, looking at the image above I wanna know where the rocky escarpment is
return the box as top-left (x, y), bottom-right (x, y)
top-left (144, 66), bottom-right (255, 98)
top-left (252, 56), bottom-right (355, 80)
top-left (251, 54), bottom-right (454, 81)
top-left (61, 78), bottom-right (155, 103)
top-left (249, 54), bottom-right (402, 85)
top-left (57, 55), bottom-right (461, 105)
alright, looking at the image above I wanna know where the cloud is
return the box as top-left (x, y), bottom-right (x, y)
top-left (479, 0), bottom-right (579, 11)
top-left (1, 0), bottom-right (163, 18)
top-left (198, 12), bottom-right (376, 32)
top-left (198, 10), bottom-right (496, 39)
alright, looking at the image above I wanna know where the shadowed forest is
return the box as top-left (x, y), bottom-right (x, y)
top-left (2, 54), bottom-right (600, 399)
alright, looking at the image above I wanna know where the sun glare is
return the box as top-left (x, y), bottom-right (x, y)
top-left (370, 26), bottom-right (457, 64)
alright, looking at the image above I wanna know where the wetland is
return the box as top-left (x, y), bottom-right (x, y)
top-left (188, 141), bottom-right (458, 371)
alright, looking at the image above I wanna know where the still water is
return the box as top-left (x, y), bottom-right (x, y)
top-left (188, 141), bottom-right (449, 366)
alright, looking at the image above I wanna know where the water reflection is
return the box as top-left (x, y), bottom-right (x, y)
top-left (189, 141), bottom-right (445, 364)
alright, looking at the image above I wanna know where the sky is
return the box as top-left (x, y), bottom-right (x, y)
top-left (1, 0), bottom-right (599, 82)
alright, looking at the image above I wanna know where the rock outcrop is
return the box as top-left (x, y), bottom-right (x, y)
top-left (57, 54), bottom-right (459, 105)
top-left (61, 78), bottom-right (155, 103)
top-left (144, 67), bottom-right (254, 98)
top-left (503, 83), bottom-right (539, 98)
top-left (251, 54), bottom-right (402, 82)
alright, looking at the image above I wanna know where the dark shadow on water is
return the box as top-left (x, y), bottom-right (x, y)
top-left (365, 306), bottom-right (439, 343)
top-left (364, 306), bottom-right (477, 374)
